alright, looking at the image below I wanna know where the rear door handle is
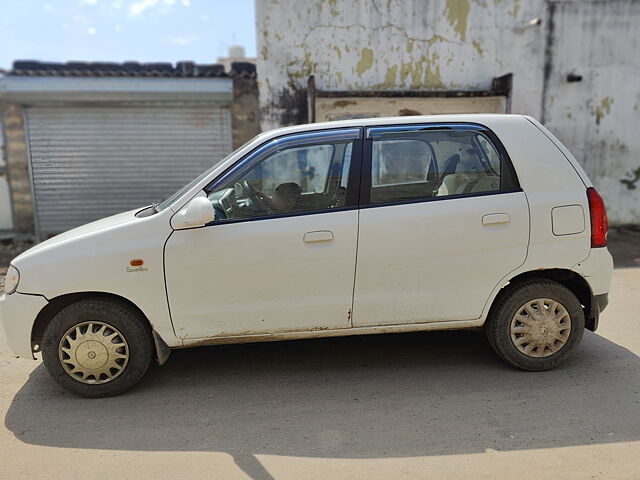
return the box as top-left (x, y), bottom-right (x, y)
top-left (304, 230), bottom-right (334, 243)
top-left (482, 213), bottom-right (510, 225)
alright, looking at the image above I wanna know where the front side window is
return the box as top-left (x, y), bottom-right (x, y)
top-left (366, 127), bottom-right (515, 205)
top-left (207, 139), bottom-right (356, 221)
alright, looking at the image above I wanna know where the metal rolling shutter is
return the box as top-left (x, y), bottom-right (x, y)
top-left (25, 104), bottom-right (232, 236)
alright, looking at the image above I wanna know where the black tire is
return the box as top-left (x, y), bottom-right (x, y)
top-left (485, 279), bottom-right (585, 371)
top-left (42, 298), bottom-right (154, 398)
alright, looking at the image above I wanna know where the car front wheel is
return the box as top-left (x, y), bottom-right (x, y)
top-left (486, 279), bottom-right (585, 371)
top-left (42, 298), bottom-right (154, 398)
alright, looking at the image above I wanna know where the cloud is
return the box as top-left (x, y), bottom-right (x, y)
top-left (165, 34), bottom-right (197, 45)
top-left (129, 0), bottom-right (159, 16)
top-left (87, 27), bottom-right (97, 35)
top-left (127, 0), bottom-right (186, 17)
top-left (43, 4), bottom-right (54, 12)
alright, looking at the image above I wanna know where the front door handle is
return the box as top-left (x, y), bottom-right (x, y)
top-left (482, 213), bottom-right (510, 225)
top-left (304, 230), bottom-right (334, 243)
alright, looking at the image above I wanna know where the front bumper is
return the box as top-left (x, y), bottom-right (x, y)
top-left (0, 293), bottom-right (48, 359)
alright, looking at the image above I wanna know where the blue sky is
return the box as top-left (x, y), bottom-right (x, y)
top-left (0, 0), bottom-right (256, 70)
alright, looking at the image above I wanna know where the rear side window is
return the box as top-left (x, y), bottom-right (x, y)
top-left (371, 139), bottom-right (435, 186)
top-left (366, 127), bottom-right (517, 205)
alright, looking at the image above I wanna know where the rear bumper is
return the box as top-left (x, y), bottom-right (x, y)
top-left (0, 293), bottom-right (48, 359)
top-left (572, 247), bottom-right (614, 296)
top-left (572, 248), bottom-right (613, 333)
top-left (586, 293), bottom-right (608, 332)
top-left (595, 292), bottom-right (609, 313)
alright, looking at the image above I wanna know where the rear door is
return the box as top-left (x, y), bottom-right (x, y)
top-left (352, 123), bottom-right (529, 327)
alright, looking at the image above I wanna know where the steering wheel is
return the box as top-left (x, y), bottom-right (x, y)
top-left (240, 180), bottom-right (272, 215)
top-left (328, 186), bottom-right (347, 208)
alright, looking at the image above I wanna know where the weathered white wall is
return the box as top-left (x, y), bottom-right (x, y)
top-left (256, 0), bottom-right (547, 129)
top-left (543, 0), bottom-right (640, 226)
top-left (256, 0), bottom-right (640, 224)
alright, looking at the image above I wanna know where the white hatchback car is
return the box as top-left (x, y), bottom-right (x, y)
top-left (1, 114), bottom-right (612, 397)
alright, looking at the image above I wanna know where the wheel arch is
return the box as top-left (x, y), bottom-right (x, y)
top-left (486, 269), bottom-right (597, 331)
top-left (31, 291), bottom-right (171, 364)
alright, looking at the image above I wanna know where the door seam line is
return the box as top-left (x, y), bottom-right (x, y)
top-left (349, 208), bottom-right (360, 327)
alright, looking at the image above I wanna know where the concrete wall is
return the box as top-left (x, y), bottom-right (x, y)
top-left (542, 0), bottom-right (640, 226)
top-left (256, 0), bottom-right (547, 129)
top-left (230, 64), bottom-right (262, 149)
top-left (256, 0), bottom-right (640, 224)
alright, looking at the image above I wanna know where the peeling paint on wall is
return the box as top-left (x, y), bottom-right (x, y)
top-left (510, 0), bottom-right (521, 18)
top-left (472, 40), bottom-right (484, 57)
top-left (543, 1), bottom-right (640, 225)
top-left (325, 0), bottom-right (338, 17)
top-left (355, 47), bottom-right (374, 76)
top-left (424, 53), bottom-right (446, 89)
top-left (257, 0), bottom-right (547, 126)
top-left (593, 96), bottom-right (614, 126)
top-left (444, 0), bottom-right (470, 41)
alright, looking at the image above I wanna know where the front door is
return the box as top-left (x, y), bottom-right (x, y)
top-left (352, 124), bottom-right (529, 327)
top-left (164, 129), bottom-right (362, 339)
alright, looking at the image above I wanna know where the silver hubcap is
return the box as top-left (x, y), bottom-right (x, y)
top-left (510, 298), bottom-right (571, 358)
top-left (58, 321), bottom-right (129, 384)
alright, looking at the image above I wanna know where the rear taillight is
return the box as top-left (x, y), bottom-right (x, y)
top-left (587, 187), bottom-right (608, 248)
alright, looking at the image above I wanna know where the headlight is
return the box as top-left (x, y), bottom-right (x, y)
top-left (4, 265), bottom-right (20, 295)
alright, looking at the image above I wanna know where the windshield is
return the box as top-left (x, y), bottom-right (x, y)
top-left (156, 136), bottom-right (258, 212)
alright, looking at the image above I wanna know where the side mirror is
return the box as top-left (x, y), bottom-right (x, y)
top-left (172, 196), bottom-right (215, 230)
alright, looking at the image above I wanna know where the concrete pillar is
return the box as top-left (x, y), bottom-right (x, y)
top-left (1, 104), bottom-right (34, 235)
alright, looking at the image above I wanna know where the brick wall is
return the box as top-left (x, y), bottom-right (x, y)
top-left (1, 104), bottom-right (34, 235)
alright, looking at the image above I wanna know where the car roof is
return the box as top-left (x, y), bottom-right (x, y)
top-left (166, 114), bottom-right (535, 213)
top-left (257, 114), bottom-right (527, 141)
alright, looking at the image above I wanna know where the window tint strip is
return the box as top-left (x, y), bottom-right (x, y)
top-left (205, 128), bottom-right (362, 193)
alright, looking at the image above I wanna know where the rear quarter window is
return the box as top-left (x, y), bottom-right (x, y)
top-left (366, 126), bottom-right (519, 205)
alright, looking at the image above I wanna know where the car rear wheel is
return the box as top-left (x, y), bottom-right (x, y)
top-left (486, 279), bottom-right (585, 371)
top-left (42, 298), bottom-right (154, 397)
